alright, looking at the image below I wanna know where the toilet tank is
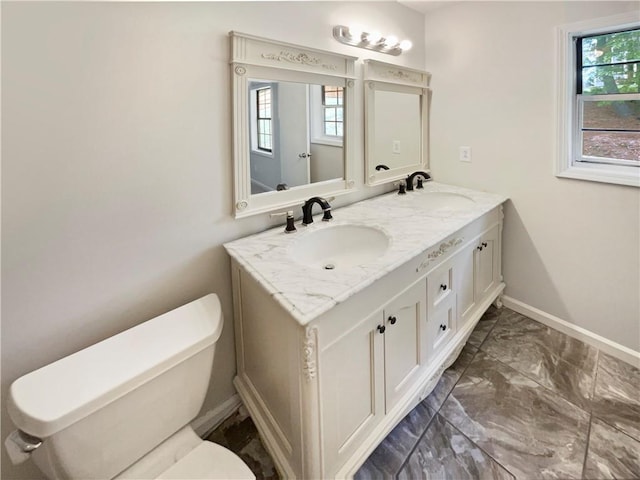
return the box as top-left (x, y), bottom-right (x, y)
top-left (7, 294), bottom-right (224, 480)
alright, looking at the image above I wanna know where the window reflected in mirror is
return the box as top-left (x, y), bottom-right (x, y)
top-left (248, 80), bottom-right (344, 196)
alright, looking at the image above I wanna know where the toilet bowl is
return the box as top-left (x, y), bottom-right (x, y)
top-left (5, 294), bottom-right (255, 480)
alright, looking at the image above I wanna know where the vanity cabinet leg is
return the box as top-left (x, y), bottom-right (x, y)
top-left (493, 295), bottom-right (503, 309)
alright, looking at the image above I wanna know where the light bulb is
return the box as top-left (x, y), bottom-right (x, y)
top-left (348, 25), bottom-right (363, 41)
top-left (399, 40), bottom-right (413, 51)
top-left (384, 35), bottom-right (399, 47)
top-left (365, 31), bottom-right (382, 44)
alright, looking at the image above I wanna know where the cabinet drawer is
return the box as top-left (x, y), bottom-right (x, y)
top-left (428, 296), bottom-right (457, 358)
top-left (427, 259), bottom-right (454, 312)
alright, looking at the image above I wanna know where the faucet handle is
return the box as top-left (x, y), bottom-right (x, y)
top-left (270, 211), bottom-right (297, 233)
top-left (398, 182), bottom-right (407, 195)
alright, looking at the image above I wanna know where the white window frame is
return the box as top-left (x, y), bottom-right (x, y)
top-left (309, 85), bottom-right (344, 147)
top-left (555, 12), bottom-right (640, 187)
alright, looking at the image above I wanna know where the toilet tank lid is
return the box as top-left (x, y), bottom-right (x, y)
top-left (8, 294), bottom-right (223, 438)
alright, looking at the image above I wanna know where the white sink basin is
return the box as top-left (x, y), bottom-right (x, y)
top-left (289, 224), bottom-right (390, 270)
top-left (418, 191), bottom-right (475, 210)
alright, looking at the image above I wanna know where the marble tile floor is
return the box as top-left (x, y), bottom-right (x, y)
top-left (207, 306), bottom-right (640, 479)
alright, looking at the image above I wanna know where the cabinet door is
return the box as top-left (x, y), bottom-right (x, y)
top-left (456, 242), bottom-right (477, 329)
top-left (320, 310), bottom-right (384, 469)
top-left (429, 296), bottom-right (457, 357)
top-left (383, 281), bottom-right (426, 413)
top-left (476, 224), bottom-right (500, 301)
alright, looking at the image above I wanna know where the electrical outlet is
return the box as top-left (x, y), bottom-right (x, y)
top-left (459, 146), bottom-right (471, 162)
top-left (392, 140), bottom-right (401, 154)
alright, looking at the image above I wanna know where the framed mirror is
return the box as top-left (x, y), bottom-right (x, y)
top-left (230, 32), bottom-right (357, 218)
top-left (363, 60), bottom-right (431, 186)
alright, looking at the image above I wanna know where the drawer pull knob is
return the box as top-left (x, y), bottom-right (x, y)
top-left (440, 284), bottom-right (447, 291)
top-left (440, 324), bottom-right (447, 331)
top-left (388, 316), bottom-right (397, 325)
top-left (377, 325), bottom-right (386, 334)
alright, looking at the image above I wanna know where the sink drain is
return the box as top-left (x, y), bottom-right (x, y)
top-left (324, 263), bottom-right (335, 270)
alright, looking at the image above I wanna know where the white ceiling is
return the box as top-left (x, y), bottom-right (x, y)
top-left (397, 1), bottom-right (459, 14)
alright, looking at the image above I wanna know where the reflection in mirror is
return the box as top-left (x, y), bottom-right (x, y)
top-left (371, 90), bottom-right (420, 170)
top-left (248, 80), bottom-right (344, 195)
top-left (364, 60), bottom-right (431, 186)
top-left (230, 31), bottom-right (357, 218)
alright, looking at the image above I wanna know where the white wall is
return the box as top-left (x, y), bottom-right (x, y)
top-left (372, 90), bottom-right (421, 169)
top-left (310, 143), bottom-right (343, 182)
top-left (1, 3), bottom-right (424, 478)
top-left (424, 2), bottom-right (639, 352)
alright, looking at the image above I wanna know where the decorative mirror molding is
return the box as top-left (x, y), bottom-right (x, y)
top-left (230, 31), bottom-right (357, 218)
top-left (363, 60), bottom-right (431, 186)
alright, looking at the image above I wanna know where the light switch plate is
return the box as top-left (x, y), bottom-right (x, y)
top-left (459, 146), bottom-right (471, 162)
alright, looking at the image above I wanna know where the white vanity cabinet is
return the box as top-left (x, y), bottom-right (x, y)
top-left (228, 205), bottom-right (505, 479)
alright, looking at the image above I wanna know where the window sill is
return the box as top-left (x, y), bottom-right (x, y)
top-left (251, 150), bottom-right (274, 158)
top-left (310, 137), bottom-right (343, 148)
top-left (556, 163), bottom-right (640, 187)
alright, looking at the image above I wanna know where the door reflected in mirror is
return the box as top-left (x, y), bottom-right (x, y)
top-left (248, 80), bottom-right (345, 196)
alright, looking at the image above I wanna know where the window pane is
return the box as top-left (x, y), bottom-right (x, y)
top-left (323, 86), bottom-right (344, 106)
top-left (336, 123), bottom-right (343, 137)
top-left (325, 108), bottom-right (336, 121)
top-left (583, 131), bottom-right (640, 161)
top-left (581, 99), bottom-right (639, 162)
top-left (257, 88), bottom-right (271, 118)
top-left (325, 122), bottom-right (337, 136)
top-left (583, 100), bottom-right (640, 130)
top-left (582, 64), bottom-right (639, 94)
top-left (582, 29), bottom-right (640, 67)
top-left (336, 107), bottom-right (343, 121)
top-left (330, 88), bottom-right (343, 105)
top-left (325, 92), bottom-right (338, 105)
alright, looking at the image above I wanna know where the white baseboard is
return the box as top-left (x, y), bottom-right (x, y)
top-left (191, 394), bottom-right (243, 438)
top-left (502, 295), bottom-right (640, 368)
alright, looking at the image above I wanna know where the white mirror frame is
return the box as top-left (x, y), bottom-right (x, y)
top-left (230, 32), bottom-right (357, 218)
top-left (363, 60), bottom-right (431, 186)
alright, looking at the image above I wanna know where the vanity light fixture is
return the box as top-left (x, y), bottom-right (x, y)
top-left (333, 25), bottom-right (412, 56)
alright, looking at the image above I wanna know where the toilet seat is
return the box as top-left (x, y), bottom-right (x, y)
top-left (157, 441), bottom-right (255, 480)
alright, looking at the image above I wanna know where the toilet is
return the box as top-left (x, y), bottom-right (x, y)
top-left (5, 294), bottom-right (255, 480)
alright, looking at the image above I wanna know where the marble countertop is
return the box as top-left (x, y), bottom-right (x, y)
top-left (224, 182), bottom-right (508, 326)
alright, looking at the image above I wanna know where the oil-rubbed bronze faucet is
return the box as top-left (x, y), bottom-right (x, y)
top-left (301, 197), bottom-right (332, 225)
top-left (405, 171), bottom-right (431, 191)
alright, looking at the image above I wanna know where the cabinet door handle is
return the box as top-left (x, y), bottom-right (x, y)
top-left (477, 245), bottom-right (483, 251)
top-left (482, 242), bottom-right (488, 247)
top-left (377, 325), bottom-right (386, 334)
top-left (440, 324), bottom-right (447, 331)
top-left (388, 316), bottom-right (397, 325)
top-left (440, 284), bottom-right (447, 291)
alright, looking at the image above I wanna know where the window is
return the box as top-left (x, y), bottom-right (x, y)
top-left (556, 13), bottom-right (640, 187)
top-left (256, 87), bottom-right (272, 152)
top-left (309, 85), bottom-right (344, 147)
top-left (322, 86), bottom-right (344, 137)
